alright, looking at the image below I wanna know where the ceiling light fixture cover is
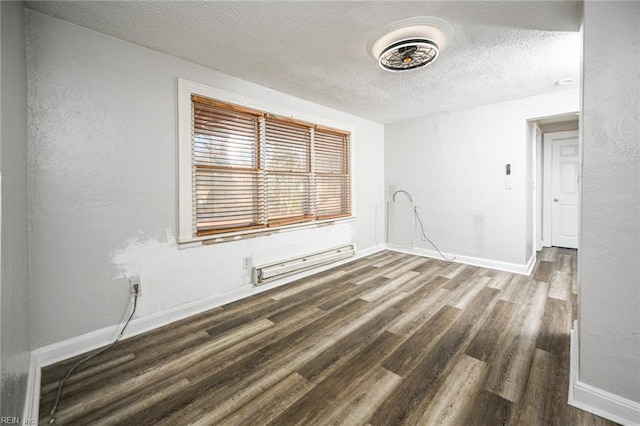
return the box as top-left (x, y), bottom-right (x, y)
top-left (367, 16), bottom-right (454, 72)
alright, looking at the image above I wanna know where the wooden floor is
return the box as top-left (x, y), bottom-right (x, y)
top-left (39, 248), bottom-right (619, 425)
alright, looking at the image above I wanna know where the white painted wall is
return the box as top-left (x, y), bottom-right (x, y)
top-left (1, 0), bottom-right (31, 417)
top-left (385, 89), bottom-right (578, 268)
top-left (26, 11), bottom-right (385, 349)
top-left (579, 1), bottom-right (639, 404)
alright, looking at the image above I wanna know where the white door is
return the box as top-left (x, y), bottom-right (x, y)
top-left (551, 134), bottom-right (579, 248)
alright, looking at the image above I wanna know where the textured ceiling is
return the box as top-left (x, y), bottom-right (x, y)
top-left (25, 1), bottom-right (582, 124)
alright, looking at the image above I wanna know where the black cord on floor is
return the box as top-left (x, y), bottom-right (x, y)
top-left (49, 287), bottom-right (139, 424)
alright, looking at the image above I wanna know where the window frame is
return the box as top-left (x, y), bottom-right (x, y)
top-left (177, 79), bottom-right (355, 246)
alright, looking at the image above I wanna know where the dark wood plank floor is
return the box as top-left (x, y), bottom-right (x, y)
top-left (39, 248), bottom-right (619, 425)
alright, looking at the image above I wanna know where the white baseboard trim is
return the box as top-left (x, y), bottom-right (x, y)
top-left (569, 322), bottom-right (578, 403)
top-left (569, 320), bottom-right (640, 426)
top-left (23, 353), bottom-right (41, 424)
top-left (386, 244), bottom-right (535, 275)
top-left (524, 252), bottom-right (537, 275)
top-left (34, 242), bottom-right (386, 367)
top-left (356, 243), bottom-right (386, 258)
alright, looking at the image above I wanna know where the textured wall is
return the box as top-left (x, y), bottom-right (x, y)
top-left (1, 1), bottom-right (31, 418)
top-left (385, 90), bottom-right (578, 266)
top-left (26, 11), bottom-right (385, 349)
top-left (579, 1), bottom-right (640, 403)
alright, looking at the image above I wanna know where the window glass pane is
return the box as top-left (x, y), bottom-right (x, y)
top-left (315, 130), bottom-right (346, 173)
top-left (316, 174), bottom-right (350, 218)
top-left (264, 118), bottom-right (309, 172)
top-left (315, 129), bottom-right (350, 218)
top-left (193, 102), bottom-right (257, 169)
top-left (266, 173), bottom-right (311, 222)
top-left (195, 169), bottom-right (260, 232)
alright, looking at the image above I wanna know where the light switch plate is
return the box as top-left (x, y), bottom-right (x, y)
top-left (505, 179), bottom-right (513, 190)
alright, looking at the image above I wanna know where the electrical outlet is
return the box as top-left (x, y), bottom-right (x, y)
top-left (129, 276), bottom-right (141, 296)
top-left (243, 257), bottom-right (252, 270)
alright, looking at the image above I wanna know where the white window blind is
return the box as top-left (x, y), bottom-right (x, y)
top-left (191, 95), bottom-right (351, 236)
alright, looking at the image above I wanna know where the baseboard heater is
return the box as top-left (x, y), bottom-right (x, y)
top-left (252, 244), bottom-right (356, 286)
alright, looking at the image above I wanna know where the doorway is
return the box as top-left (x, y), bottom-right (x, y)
top-left (533, 115), bottom-right (580, 251)
top-left (544, 130), bottom-right (579, 249)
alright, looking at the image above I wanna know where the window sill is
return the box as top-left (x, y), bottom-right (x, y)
top-left (177, 216), bottom-right (356, 249)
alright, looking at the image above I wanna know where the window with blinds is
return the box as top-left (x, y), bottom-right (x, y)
top-left (191, 95), bottom-right (351, 236)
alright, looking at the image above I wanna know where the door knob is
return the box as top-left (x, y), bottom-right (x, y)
top-left (554, 198), bottom-right (559, 202)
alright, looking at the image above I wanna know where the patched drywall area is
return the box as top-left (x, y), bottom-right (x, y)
top-left (580, 1), bottom-right (640, 403)
top-left (26, 10), bottom-right (385, 349)
top-left (385, 89), bottom-right (578, 267)
top-left (1, 1), bottom-right (31, 417)
top-left (109, 225), bottom-right (355, 318)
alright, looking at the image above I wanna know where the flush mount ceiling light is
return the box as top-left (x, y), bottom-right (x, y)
top-left (367, 16), bottom-right (454, 72)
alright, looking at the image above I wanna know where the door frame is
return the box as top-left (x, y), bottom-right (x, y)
top-left (542, 130), bottom-right (580, 247)
top-left (534, 124), bottom-right (543, 252)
